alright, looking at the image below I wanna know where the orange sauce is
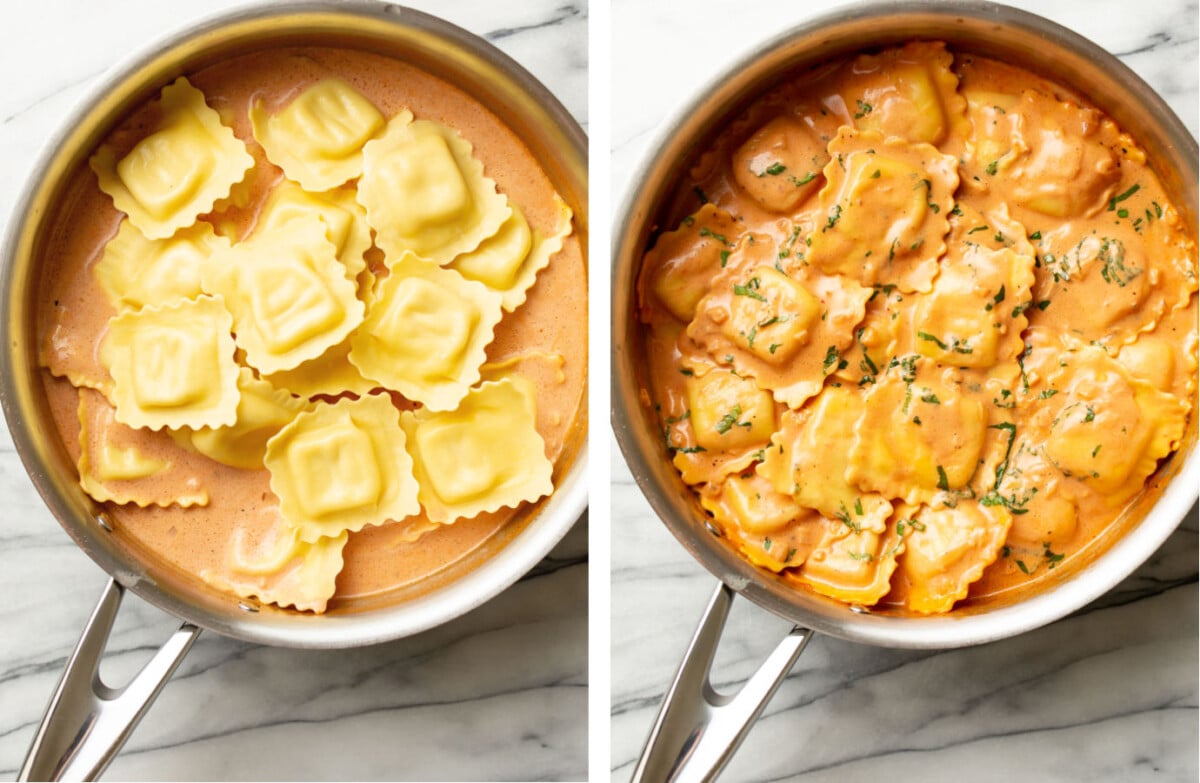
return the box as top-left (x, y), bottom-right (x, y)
top-left (636, 42), bottom-right (1196, 614)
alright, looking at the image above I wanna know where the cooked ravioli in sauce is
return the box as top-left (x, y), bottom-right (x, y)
top-left (37, 48), bottom-right (585, 614)
top-left (637, 41), bottom-right (1196, 614)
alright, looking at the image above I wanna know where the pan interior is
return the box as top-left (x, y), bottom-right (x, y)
top-left (611, 0), bottom-right (1197, 649)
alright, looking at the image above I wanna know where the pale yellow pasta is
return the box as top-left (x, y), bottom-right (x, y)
top-left (94, 219), bottom-right (230, 311)
top-left (99, 295), bottom-right (240, 431)
top-left (202, 216), bottom-right (364, 375)
top-left (265, 394), bottom-right (420, 543)
top-left (400, 377), bottom-right (552, 523)
top-left (255, 180), bottom-right (372, 282)
top-left (358, 112), bottom-right (511, 265)
top-left (201, 516), bottom-right (348, 614)
top-left (186, 368), bottom-right (309, 470)
top-left (90, 77), bottom-right (254, 239)
top-left (451, 195), bottom-right (574, 312)
top-left (265, 334), bottom-right (377, 399)
top-left (249, 78), bottom-right (385, 191)
top-left (349, 252), bottom-right (503, 411)
top-left (77, 388), bottom-right (209, 508)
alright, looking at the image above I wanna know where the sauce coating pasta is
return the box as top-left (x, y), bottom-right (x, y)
top-left (637, 41), bottom-right (1196, 613)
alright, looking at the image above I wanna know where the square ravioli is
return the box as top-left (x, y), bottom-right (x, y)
top-left (93, 219), bottom-right (230, 312)
top-left (265, 394), bottom-right (420, 543)
top-left (358, 112), bottom-right (511, 265)
top-left (450, 195), bottom-right (575, 312)
top-left (77, 388), bottom-right (211, 508)
top-left (90, 77), bottom-right (254, 239)
top-left (250, 77), bottom-right (385, 192)
top-left (807, 128), bottom-right (957, 293)
top-left (350, 253), bottom-right (504, 411)
top-left (201, 514), bottom-right (348, 614)
top-left (400, 377), bottom-right (552, 523)
top-left (202, 215), bottom-right (364, 374)
top-left (99, 295), bottom-right (240, 431)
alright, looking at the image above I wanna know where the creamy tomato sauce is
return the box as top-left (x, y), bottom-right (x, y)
top-left (37, 47), bottom-right (586, 610)
top-left (637, 41), bottom-right (1196, 614)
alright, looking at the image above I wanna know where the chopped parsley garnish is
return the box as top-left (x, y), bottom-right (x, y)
top-left (936, 465), bottom-right (950, 491)
top-left (763, 538), bottom-right (772, 551)
top-left (824, 204), bottom-right (843, 231)
top-left (719, 249), bottom-right (730, 268)
top-left (769, 343), bottom-right (782, 355)
top-left (920, 390), bottom-right (941, 404)
top-left (848, 551), bottom-right (876, 562)
top-left (854, 99), bottom-right (873, 118)
top-left (822, 345), bottom-right (840, 372)
top-left (968, 224), bottom-right (989, 234)
top-left (1016, 559), bottom-right (1033, 575)
top-left (693, 186), bottom-right (708, 204)
top-left (985, 160), bottom-right (999, 176)
top-left (1107, 183), bottom-right (1140, 211)
top-left (835, 501), bottom-right (862, 533)
top-left (1029, 231), bottom-right (1042, 240)
top-left (854, 498), bottom-right (864, 516)
top-left (1043, 544), bottom-right (1065, 569)
top-left (1039, 389), bottom-right (1059, 399)
top-left (758, 162), bottom-right (787, 177)
top-left (1097, 238), bottom-right (1140, 287)
top-left (699, 226), bottom-right (730, 245)
top-left (733, 277), bottom-right (766, 302)
top-left (1084, 406), bottom-right (1095, 423)
top-left (791, 172), bottom-right (817, 187)
top-left (715, 405), bottom-right (752, 435)
top-left (870, 169), bottom-right (881, 179)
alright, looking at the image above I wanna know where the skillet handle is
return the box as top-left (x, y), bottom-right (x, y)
top-left (631, 582), bottom-right (813, 783)
top-left (19, 577), bottom-right (201, 782)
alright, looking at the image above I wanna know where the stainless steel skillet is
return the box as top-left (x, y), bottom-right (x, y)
top-left (0, 2), bottom-right (588, 779)
top-left (610, 2), bottom-right (1198, 780)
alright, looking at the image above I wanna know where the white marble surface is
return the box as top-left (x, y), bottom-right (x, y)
top-left (0, 1), bottom-right (588, 780)
top-left (610, 1), bottom-right (1198, 781)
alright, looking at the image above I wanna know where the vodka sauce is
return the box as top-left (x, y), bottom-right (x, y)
top-left (637, 42), bottom-right (1196, 614)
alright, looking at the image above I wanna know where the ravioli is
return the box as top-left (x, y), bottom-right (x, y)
top-left (848, 357), bottom-right (987, 504)
top-left (254, 180), bottom-right (372, 282)
top-left (265, 394), bottom-right (421, 543)
top-left (349, 252), bottom-right (504, 411)
top-left (688, 255), bottom-right (873, 407)
top-left (638, 39), bottom-right (1197, 616)
top-left (250, 78), bottom-right (385, 192)
top-left (641, 204), bottom-right (742, 322)
top-left (202, 514), bottom-right (348, 614)
top-left (94, 220), bottom-right (230, 312)
top-left (77, 388), bottom-right (210, 508)
top-left (399, 377), bottom-right (553, 523)
top-left (99, 295), bottom-right (240, 431)
top-left (450, 194), bottom-right (574, 312)
top-left (358, 112), bottom-right (510, 265)
top-left (759, 386), bottom-right (894, 529)
top-left (90, 77), bottom-right (254, 239)
top-left (899, 502), bottom-right (1011, 614)
top-left (186, 368), bottom-right (309, 470)
top-left (201, 216), bottom-right (364, 375)
top-left (807, 129), bottom-right (958, 292)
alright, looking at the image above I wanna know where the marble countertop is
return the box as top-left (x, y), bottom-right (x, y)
top-left (0, 1), bottom-right (587, 780)
top-left (609, 1), bottom-right (1198, 781)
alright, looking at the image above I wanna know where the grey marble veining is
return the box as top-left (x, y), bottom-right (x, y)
top-left (609, 0), bottom-right (1199, 780)
top-left (0, 1), bottom-right (588, 780)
